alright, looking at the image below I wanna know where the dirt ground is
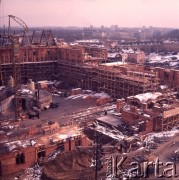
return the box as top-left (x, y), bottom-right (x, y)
top-left (0, 94), bottom-right (96, 121)
top-left (40, 95), bottom-right (97, 122)
top-left (13, 94), bottom-right (98, 129)
top-left (42, 150), bottom-right (95, 180)
top-left (146, 135), bottom-right (179, 180)
top-left (1, 92), bottom-right (114, 129)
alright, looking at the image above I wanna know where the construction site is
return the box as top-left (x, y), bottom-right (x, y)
top-left (0, 9), bottom-right (179, 180)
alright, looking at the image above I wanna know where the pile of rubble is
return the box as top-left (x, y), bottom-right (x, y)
top-left (24, 164), bottom-right (42, 180)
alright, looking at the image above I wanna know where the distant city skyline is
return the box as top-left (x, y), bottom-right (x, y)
top-left (0, 0), bottom-right (179, 28)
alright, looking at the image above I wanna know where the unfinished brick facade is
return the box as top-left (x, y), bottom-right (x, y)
top-left (117, 92), bottom-right (179, 134)
top-left (0, 146), bottom-right (36, 176)
top-left (155, 67), bottom-right (179, 89)
top-left (0, 45), bottom-right (107, 65)
top-left (0, 123), bottom-right (90, 176)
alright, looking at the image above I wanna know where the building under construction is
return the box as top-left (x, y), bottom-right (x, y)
top-left (0, 26), bottom-right (159, 99)
top-left (0, 58), bottom-right (160, 98)
top-left (117, 91), bottom-right (179, 134)
top-left (0, 13), bottom-right (179, 179)
top-left (1, 46), bottom-right (179, 98)
top-left (1, 14), bottom-right (179, 100)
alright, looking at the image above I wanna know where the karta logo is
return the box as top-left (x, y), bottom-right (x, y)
top-left (105, 156), bottom-right (178, 179)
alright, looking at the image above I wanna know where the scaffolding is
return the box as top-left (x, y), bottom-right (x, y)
top-left (161, 115), bottom-right (179, 131)
top-left (57, 61), bottom-right (159, 98)
top-left (0, 61), bottom-right (57, 84)
top-left (161, 105), bottom-right (179, 131)
top-left (0, 53), bottom-right (160, 99)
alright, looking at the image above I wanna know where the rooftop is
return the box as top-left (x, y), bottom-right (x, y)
top-left (96, 114), bottom-right (125, 128)
top-left (0, 124), bottom-right (82, 156)
top-left (101, 61), bottom-right (126, 66)
top-left (134, 92), bottom-right (162, 103)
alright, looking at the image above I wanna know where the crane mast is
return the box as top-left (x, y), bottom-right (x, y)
top-left (0, 14), bottom-right (29, 120)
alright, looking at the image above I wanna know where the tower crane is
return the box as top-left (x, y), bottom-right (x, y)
top-left (0, 13), bottom-right (30, 120)
top-left (8, 15), bottom-right (30, 120)
top-left (8, 15), bottom-right (29, 32)
top-left (8, 14), bottom-right (30, 45)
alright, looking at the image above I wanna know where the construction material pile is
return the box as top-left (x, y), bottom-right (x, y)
top-left (83, 91), bottom-right (112, 106)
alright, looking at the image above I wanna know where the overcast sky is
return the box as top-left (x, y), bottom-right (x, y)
top-left (0, 0), bottom-right (179, 28)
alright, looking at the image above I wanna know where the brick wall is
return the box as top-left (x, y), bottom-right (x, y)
top-left (121, 110), bottom-right (139, 126)
top-left (145, 120), bottom-right (154, 134)
top-left (45, 145), bottom-right (57, 156)
top-left (70, 140), bottom-right (76, 151)
top-left (0, 147), bottom-right (36, 176)
top-left (81, 136), bottom-right (89, 146)
top-left (155, 67), bottom-right (179, 88)
top-left (116, 99), bottom-right (126, 112)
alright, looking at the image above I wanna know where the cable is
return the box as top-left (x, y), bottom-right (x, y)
top-left (0, 0), bottom-right (1, 28)
top-left (0, 0), bottom-right (6, 29)
top-left (2, 0), bottom-right (5, 27)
